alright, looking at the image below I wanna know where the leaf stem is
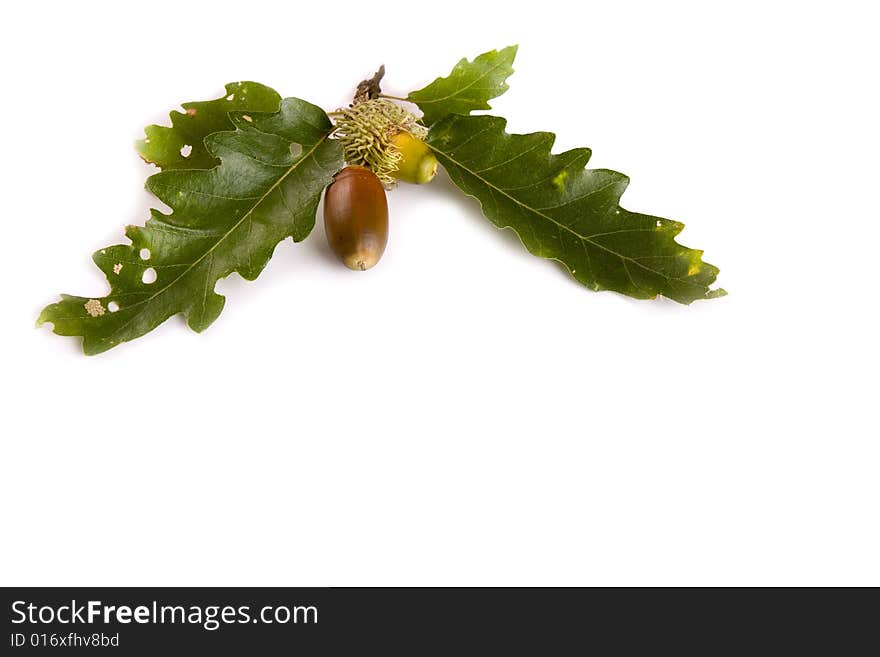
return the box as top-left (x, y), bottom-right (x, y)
top-left (379, 94), bottom-right (410, 102)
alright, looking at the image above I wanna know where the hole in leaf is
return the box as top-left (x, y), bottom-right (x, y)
top-left (290, 143), bottom-right (303, 158)
top-left (226, 93), bottom-right (235, 101)
top-left (139, 248), bottom-right (151, 260)
top-left (180, 144), bottom-right (193, 158)
top-left (108, 301), bottom-right (120, 312)
top-left (241, 114), bottom-right (253, 123)
top-left (142, 268), bottom-right (157, 284)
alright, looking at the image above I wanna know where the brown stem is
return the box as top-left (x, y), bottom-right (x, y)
top-left (378, 94), bottom-right (409, 102)
top-left (353, 65), bottom-right (385, 104)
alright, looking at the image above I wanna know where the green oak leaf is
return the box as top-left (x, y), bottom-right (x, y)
top-left (136, 81), bottom-right (282, 170)
top-left (427, 114), bottom-right (725, 303)
top-left (408, 45), bottom-right (517, 126)
top-left (39, 98), bottom-right (343, 354)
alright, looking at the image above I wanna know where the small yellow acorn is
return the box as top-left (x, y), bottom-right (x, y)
top-left (390, 131), bottom-right (439, 184)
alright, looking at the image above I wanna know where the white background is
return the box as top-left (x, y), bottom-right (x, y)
top-left (1, 0), bottom-right (877, 586)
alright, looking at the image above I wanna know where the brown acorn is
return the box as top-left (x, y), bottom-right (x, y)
top-left (323, 166), bottom-right (389, 271)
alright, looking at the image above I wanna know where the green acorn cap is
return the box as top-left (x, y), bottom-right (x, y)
top-left (331, 98), bottom-right (428, 186)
